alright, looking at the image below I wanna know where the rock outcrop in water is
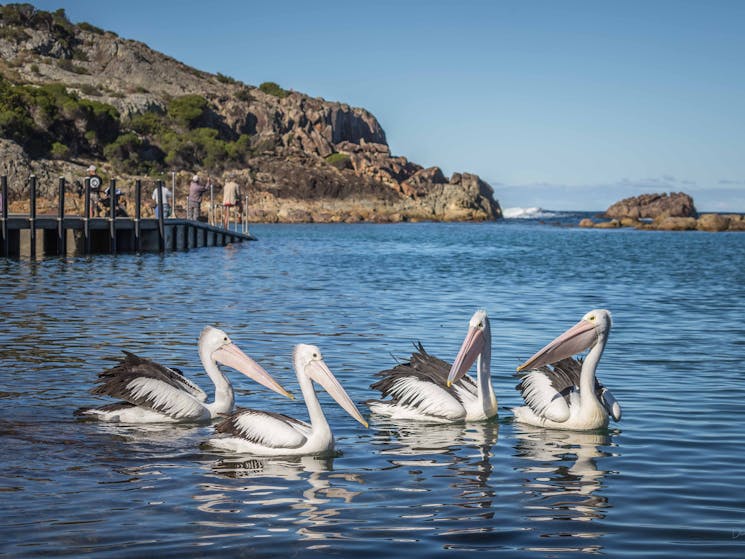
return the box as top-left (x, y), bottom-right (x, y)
top-left (604, 192), bottom-right (697, 220)
top-left (579, 192), bottom-right (745, 232)
top-left (0, 4), bottom-right (502, 222)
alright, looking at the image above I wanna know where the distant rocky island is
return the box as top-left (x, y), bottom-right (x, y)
top-left (0, 4), bottom-right (501, 222)
top-left (580, 192), bottom-right (745, 232)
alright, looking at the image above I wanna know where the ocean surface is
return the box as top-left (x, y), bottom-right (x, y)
top-left (1, 213), bottom-right (744, 558)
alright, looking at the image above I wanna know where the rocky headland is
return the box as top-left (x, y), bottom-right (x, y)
top-left (579, 192), bottom-right (745, 232)
top-left (0, 4), bottom-right (501, 222)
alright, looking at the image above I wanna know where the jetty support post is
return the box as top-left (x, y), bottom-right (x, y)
top-left (134, 179), bottom-right (141, 252)
top-left (83, 177), bottom-right (91, 255)
top-left (29, 175), bottom-right (36, 259)
top-left (109, 179), bottom-right (117, 254)
top-left (57, 177), bottom-right (66, 256)
top-left (1, 176), bottom-right (8, 257)
top-left (157, 180), bottom-right (165, 253)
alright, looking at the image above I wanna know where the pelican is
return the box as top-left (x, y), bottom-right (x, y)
top-left (207, 344), bottom-right (368, 456)
top-left (367, 310), bottom-right (497, 423)
top-left (75, 326), bottom-right (293, 423)
top-left (513, 309), bottom-right (621, 431)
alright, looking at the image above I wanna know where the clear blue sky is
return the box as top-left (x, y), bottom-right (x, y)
top-left (26, 0), bottom-right (745, 211)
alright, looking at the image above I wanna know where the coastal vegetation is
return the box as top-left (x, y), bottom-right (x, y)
top-left (0, 76), bottom-right (253, 174)
top-left (258, 81), bottom-right (289, 98)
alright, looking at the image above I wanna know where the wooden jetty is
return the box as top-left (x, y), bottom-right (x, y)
top-left (1, 175), bottom-right (256, 258)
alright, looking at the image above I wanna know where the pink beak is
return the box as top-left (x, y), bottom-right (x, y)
top-left (517, 319), bottom-right (598, 372)
top-left (213, 343), bottom-right (294, 399)
top-left (447, 326), bottom-right (485, 387)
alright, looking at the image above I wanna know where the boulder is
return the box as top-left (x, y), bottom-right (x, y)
top-left (654, 216), bottom-right (697, 231)
top-left (605, 192), bottom-right (697, 219)
top-left (620, 217), bottom-right (641, 227)
top-left (696, 214), bottom-right (730, 232)
top-left (579, 218), bottom-right (594, 228)
top-left (594, 219), bottom-right (621, 229)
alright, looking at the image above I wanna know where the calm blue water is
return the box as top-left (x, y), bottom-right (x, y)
top-left (1, 219), bottom-right (744, 558)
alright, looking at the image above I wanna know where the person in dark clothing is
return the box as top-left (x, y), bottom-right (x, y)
top-left (187, 174), bottom-right (209, 220)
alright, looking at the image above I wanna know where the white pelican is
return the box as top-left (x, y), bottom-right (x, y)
top-left (75, 326), bottom-right (293, 423)
top-left (367, 310), bottom-right (497, 423)
top-left (513, 309), bottom-right (621, 431)
top-left (207, 344), bottom-right (368, 456)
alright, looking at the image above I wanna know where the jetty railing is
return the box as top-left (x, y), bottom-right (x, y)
top-left (0, 175), bottom-right (256, 258)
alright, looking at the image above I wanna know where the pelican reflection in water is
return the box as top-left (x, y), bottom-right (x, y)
top-left (372, 418), bottom-right (500, 522)
top-left (513, 424), bottom-right (617, 553)
top-left (201, 454), bottom-right (363, 542)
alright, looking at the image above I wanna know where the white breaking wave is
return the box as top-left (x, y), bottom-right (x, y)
top-left (503, 207), bottom-right (563, 219)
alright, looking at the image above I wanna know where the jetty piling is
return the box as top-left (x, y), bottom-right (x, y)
top-left (0, 175), bottom-right (255, 258)
top-left (57, 177), bottom-right (66, 256)
top-left (2, 176), bottom-right (8, 257)
top-left (109, 179), bottom-right (117, 254)
top-left (134, 179), bottom-right (142, 252)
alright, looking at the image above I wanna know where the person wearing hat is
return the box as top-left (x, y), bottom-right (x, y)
top-left (187, 174), bottom-right (209, 220)
top-left (86, 165), bottom-right (103, 217)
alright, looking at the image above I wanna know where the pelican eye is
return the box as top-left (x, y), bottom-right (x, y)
top-left (223, 336), bottom-right (229, 342)
top-left (589, 316), bottom-right (596, 321)
top-left (313, 353), bottom-right (318, 358)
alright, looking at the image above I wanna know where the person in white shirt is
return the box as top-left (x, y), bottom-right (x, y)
top-left (222, 179), bottom-right (242, 229)
top-left (152, 184), bottom-right (173, 218)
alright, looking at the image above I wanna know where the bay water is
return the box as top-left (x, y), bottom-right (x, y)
top-left (1, 218), bottom-right (744, 557)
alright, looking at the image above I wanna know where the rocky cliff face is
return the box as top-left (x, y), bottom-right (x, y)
top-left (0, 5), bottom-right (502, 222)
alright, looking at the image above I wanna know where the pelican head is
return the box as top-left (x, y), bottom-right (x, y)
top-left (294, 344), bottom-right (368, 428)
top-left (200, 326), bottom-right (294, 399)
top-left (516, 309), bottom-right (612, 372)
top-left (447, 309), bottom-right (490, 387)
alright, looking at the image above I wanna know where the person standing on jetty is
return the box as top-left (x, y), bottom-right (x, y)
top-left (86, 165), bottom-right (103, 217)
top-left (152, 183), bottom-right (173, 218)
top-left (222, 177), bottom-right (242, 229)
top-left (187, 174), bottom-right (209, 221)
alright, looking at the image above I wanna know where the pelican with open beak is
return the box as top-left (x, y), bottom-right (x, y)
top-left (367, 310), bottom-right (497, 423)
top-left (207, 344), bottom-right (368, 456)
top-left (75, 326), bottom-right (293, 423)
top-left (513, 309), bottom-right (621, 430)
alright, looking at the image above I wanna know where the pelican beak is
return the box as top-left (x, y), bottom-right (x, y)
top-left (447, 326), bottom-right (485, 387)
top-left (308, 359), bottom-right (368, 428)
top-left (516, 319), bottom-right (598, 372)
top-left (213, 343), bottom-right (294, 399)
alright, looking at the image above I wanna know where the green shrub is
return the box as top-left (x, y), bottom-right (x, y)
top-left (79, 83), bottom-right (100, 96)
top-left (325, 152), bottom-right (352, 169)
top-left (235, 87), bottom-right (253, 102)
top-left (128, 110), bottom-right (164, 136)
top-left (216, 72), bottom-right (237, 85)
top-left (30, 63), bottom-right (39, 74)
top-left (259, 81), bottom-right (288, 98)
top-left (50, 141), bottom-right (69, 158)
top-left (78, 21), bottom-right (105, 35)
top-left (57, 59), bottom-right (89, 75)
top-left (167, 94), bottom-right (208, 129)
